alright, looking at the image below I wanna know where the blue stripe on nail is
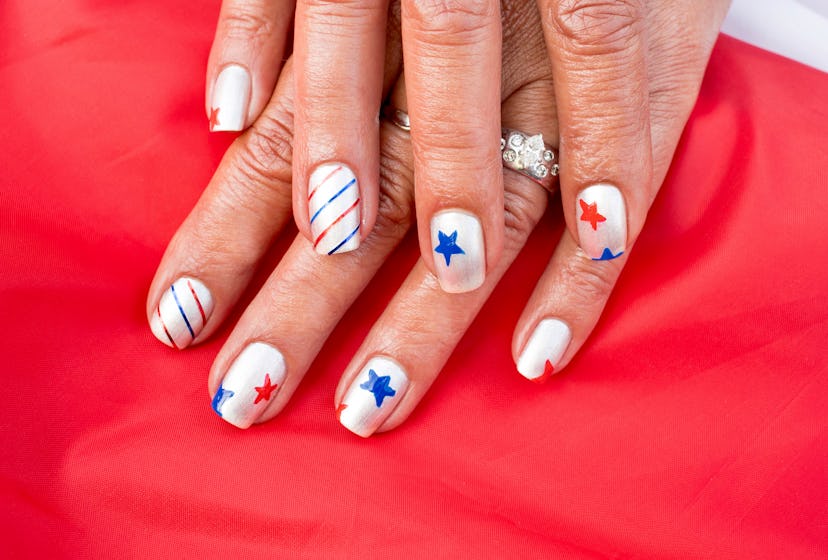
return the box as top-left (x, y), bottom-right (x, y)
top-left (310, 178), bottom-right (356, 224)
top-left (328, 225), bottom-right (360, 255)
top-left (170, 283), bottom-right (195, 339)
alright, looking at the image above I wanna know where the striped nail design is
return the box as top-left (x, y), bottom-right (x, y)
top-left (149, 277), bottom-right (213, 349)
top-left (338, 356), bottom-right (409, 438)
top-left (212, 342), bottom-right (286, 429)
top-left (308, 163), bottom-right (361, 255)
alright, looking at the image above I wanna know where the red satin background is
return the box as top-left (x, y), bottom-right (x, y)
top-left (1, 1), bottom-right (827, 558)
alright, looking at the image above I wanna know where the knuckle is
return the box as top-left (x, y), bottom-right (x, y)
top-left (403, 0), bottom-right (497, 36)
top-left (220, 7), bottom-right (275, 42)
top-left (372, 133), bottom-right (416, 240)
top-left (502, 186), bottom-right (547, 249)
top-left (561, 251), bottom-right (617, 303)
top-left (233, 111), bottom-right (294, 198)
top-left (302, 0), bottom-right (382, 18)
top-left (550, 0), bottom-right (644, 56)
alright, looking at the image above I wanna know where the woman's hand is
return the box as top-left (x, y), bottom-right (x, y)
top-left (203, 0), bottom-right (730, 297)
top-left (150, 0), bottom-right (730, 435)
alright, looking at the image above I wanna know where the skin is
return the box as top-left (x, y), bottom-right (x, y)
top-left (152, 0), bottom-right (731, 434)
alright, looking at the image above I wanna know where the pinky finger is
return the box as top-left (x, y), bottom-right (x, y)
top-left (513, 230), bottom-right (626, 382)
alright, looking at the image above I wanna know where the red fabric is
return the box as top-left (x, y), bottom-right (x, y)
top-left (2, 1), bottom-right (827, 558)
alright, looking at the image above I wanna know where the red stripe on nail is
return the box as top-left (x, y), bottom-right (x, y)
top-left (157, 305), bottom-right (178, 349)
top-left (313, 198), bottom-right (360, 249)
top-left (187, 279), bottom-right (207, 324)
top-left (307, 165), bottom-right (343, 202)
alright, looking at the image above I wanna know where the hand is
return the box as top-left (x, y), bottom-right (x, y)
top-left (149, 0), bottom-right (729, 435)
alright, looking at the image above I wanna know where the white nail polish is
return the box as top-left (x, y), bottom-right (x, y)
top-left (209, 65), bottom-right (251, 132)
top-left (212, 342), bottom-right (286, 429)
top-left (308, 163), bottom-right (361, 255)
top-left (430, 210), bottom-right (485, 293)
top-left (338, 356), bottom-right (409, 438)
top-left (575, 184), bottom-right (627, 261)
top-left (150, 277), bottom-right (214, 349)
top-left (516, 318), bottom-right (572, 383)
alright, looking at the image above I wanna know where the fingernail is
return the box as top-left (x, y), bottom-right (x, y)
top-left (516, 318), bottom-right (572, 383)
top-left (149, 277), bottom-right (214, 350)
top-left (338, 356), bottom-right (409, 438)
top-left (209, 65), bottom-right (251, 132)
top-left (430, 210), bottom-right (485, 293)
top-left (308, 163), bottom-right (361, 255)
top-left (576, 184), bottom-right (626, 261)
top-left (211, 342), bottom-right (286, 429)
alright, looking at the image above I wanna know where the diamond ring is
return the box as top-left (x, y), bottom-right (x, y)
top-left (500, 128), bottom-right (559, 193)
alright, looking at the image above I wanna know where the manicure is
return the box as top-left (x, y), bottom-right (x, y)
top-left (212, 342), bottom-right (286, 429)
top-left (430, 210), bottom-right (485, 293)
top-left (576, 184), bottom-right (627, 261)
top-left (338, 356), bottom-right (409, 437)
top-left (516, 318), bottom-right (572, 383)
top-left (308, 163), bottom-right (361, 255)
top-left (209, 65), bottom-right (251, 132)
top-left (150, 277), bottom-right (213, 349)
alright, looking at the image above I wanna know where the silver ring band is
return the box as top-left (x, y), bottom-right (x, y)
top-left (381, 107), bottom-right (559, 193)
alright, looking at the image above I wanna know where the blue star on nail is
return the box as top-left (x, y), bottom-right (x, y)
top-left (211, 385), bottom-right (234, 417)
top-left (434, 230), bottom-right (465, 266)
top-left (593, 248), bottom-right (623, 261)
top-left (359, 369), bottom-right (396, 407)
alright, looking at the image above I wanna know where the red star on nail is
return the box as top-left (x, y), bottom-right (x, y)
top-left (335, 402), bottom-right (348, 421)
top-left (208, 106), bottom-right (220, 130)
top-left (579, 199), bottom-right (606, 230)
top-left (254, 374), bottom-right (278, 404)
top-left (532, 360), bottom-right (555, 384)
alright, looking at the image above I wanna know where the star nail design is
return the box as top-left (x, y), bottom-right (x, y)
top-left (335, 402), bottom-right (348, 421)
top-left (359, 369), bottom-right (396, 407)
top-left (209, 106), bottom-right (220, 130)
top-left (531, 360), bottom-right (555, 384)
top-left (593, 247), bottom-right (623, 261)
top-left (211, 385), bottom-right (234, 417)
top-left (254, 373), bottom-right (278, 404)
top-left (434, 230), bottom-right (465, 266)
top-left (579, 199), bottom-right (606, 230)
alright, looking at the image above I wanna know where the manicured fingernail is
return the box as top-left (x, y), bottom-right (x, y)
top-left (338, 356), bottom-right (409, 438)
top-left (209, 65), bottom-right (251, 132)
top-left (576, 184), bottom-right (626, 261)
top-left (150, 277), bottom-right (213, 350)
top-left (430, 210), bottom-right (485, 293)
top-left (516, 318), bottom-right (572, 383)
top-left (308, 163), bottom-right (361, 255)
top-left (212, 342), bottom-right (286, 429)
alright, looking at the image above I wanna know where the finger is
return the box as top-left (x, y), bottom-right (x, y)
top-left (401, 0), bottom-right (503, 293)
top-left (335, 37), bottom-right (558, 436)
top-left (206, 0), bottom-right (294, 131)
top-left (538, 0), bottom-right (653, 261)
top-left (513, 1), bottom-right (733, 381)
top-left (291, 0), bottom-right (389, 256)
top-left (148, 60), bottom-right (299, 349)
top-left (207, 80), bottom-right (416, 428)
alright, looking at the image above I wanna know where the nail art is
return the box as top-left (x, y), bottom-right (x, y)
top-left (308, 163), bottom-right (361, 255)
top-left (149, 277), bottom-right (213, 349)
top-left (430, 210), bottom-right (485, 293)
top-left (516, 318), bottom-right (572, 383)
top-left (212, 342), bottom-right (286, 429)
top-left (338, 356), bottom-right (409, 438)
top-left (209, 65), bottom-right (251, 132)
top-left (576, 184), bottom-right (627, 261)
